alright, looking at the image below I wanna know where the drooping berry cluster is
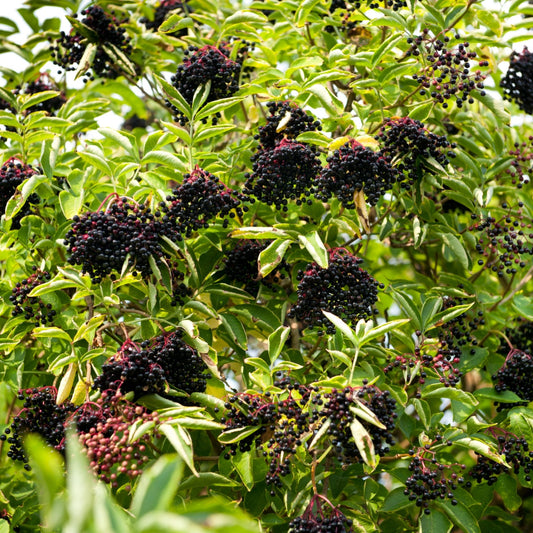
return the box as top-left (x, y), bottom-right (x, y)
top-left (289, 494), bottom-right (354, 533)
top-left (9, 269), bottom-right (56, 326)
top-left (471, 205), bottom-right (533, 277)
top-left (493, 349), bottom-right (533, 409)
top-left (94, 331), bottom-right (208, 399)
top-left (79, 394), bottom-right (158, 486)
top-left (140, 0), bottom-right (191, 32)
top-left (170, 266), bottom-right (192, 306)
top-left (500, 47), bottom-right (533, 114)
top-left (64, 196), bottom-right (174, 282)
top-left (161, 166), bottom-right (246, 237)
top-left (406, 31), bottom-right (488, 109)
top-left (469, 432), bottom-right (533, 485)
top-left (244, 139), bottom-right (321, 211)
top-left (315, 139), bottom-right (399, 206)
top-left (320, 385), bottom-right (396, 464)
top-left (18, 73), bottom-right (66, 115)
top-left (255, 101), bottom-right (322, 150)
top-left (504, 138), bottom-right (533, 188)
top-left (1, 387), bottom-right (75, 468)
top-left (288, 248), bottom-right (381, 334)
top-left (0, 157), bottom-right (40, 225)
top-left (51, 6), bottom-right (133, 81)
top-left (376, 117), bottom-right (456, 182)
top-left (353, 0), bottom-right (407, 9)
top-left (170, 44), bottom-right (241, 124)
top-left (499, 318), bottom-right (533, 356)
top-left (405, 443), bottom-right (465, 513)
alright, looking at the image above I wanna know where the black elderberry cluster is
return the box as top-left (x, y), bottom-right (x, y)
top-left (140, 0), bottom-right (191, 33)
top-left (170, 44), bottom-right (241, 124)
top-left (288, 248), bottom-right (381, 334)
top-left (161, 167), bottom-right (246, 237)
top-left (504, 138), bottom-right (533, 188)
top-left (406, 31), bottom-right (488, 109)
top-left (469, 434), bottom-right (533, 485)
top-left (501, 47), bottom-right (533, 114)
top-left (10, 269), bottom-right (56, 326)
top-left (51, 6), bottom-right (133, 81)
top-left (404, 447), bottom-right (465, 513)
top-left (289, 496), bottom-right (354, 533)
top-left (170, 266), bottom-right (192, 306)
top-left (0, 157), bottom-right (40, 226)
top-left (320, 385), bottom-right (396, 464)
top-left (354, 0), bottom-right (407, 9)
top-left (94, 331), bottom-right (208, 399)
top-left (255, 101), bottom-right (322, 150)
top-left (471, 205), bottom-right (533, 277)
top-left (1, 387), bottom-right (75, 468)
top-left (493, 349), bottom-right (533, 410)
top-left (315, 139), bottom-right (399, 207)
top-left (499, 318), bottom-right (533, 356)
top-left (222, 240), bottom-right (288, 293)
top-left (244, 139), bottom-right (321, 211)
top-left (376, 117), bottom-right (456, 183)
top-left (64, 197), bottom-right (175, 283)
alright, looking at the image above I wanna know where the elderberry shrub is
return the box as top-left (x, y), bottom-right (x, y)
top-left (170, 44), bottom-right (241, 124)
top-left (493, 349), bottom-right (533, 410)
top-left (255, 101), bottom-right (322, 150)
top-left (469, 433), bottom-right (533, 485)
top-left (140, 0), bottom-right (191, 33)
top-left (289, 495), bottom-right (354, 533)
top-left (406, 30), bottom-right (488, 109)
top-left (315, 139), bottom-right (399, 207)
top-left (161, 166), bottom-right (246, 237)
top-left (501, 47), bottom-right (533, 114)
top-left (94, 331), bottom-right (208, 399)
top-left (222, 240), bottom-right (288, 294)
top-left (1, 387), bottom-right (75, 468)
top-left (9, 269), bottom-right (56, 326)
top-left (64, 197), bottom-right (175, 283)
top-left (288, 248), bottom-right (381, 335)
top-left (404, 447), bottom-right (465, 512)
top-left (376, 117), bottom-right (456, 183)
top-left (244, 139), bottom-right (321, 211)
top-left (0, 157), bottom-right (40, 227)
top-left (471, 206), bottom-right (533, 277)
top-left (51, 6), bottom-right (134, 82)
top-left (320, 385), bottom-right (396, 464)
top-left (79, 394), bottom-right (158, 486)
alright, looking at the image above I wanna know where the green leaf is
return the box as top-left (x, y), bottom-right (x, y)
top-left (381, 487), bottom-right (412, 512)
top-left (350, 417), bottom-right (377, 469)
top-left (230, 227), bottom-right (290, 239)
top-left (195, 96), bottom-right (244, 122)
top-left (425, 303), bottom-right (473, 331)
top-left (160, 423), bottom-right (198, 476)
top-left (509, 407), bottom-right (533, 448)
top-left (131, 455), bottom-right (184, 517)
top-left (474, 388), bottom-right (523, 403)
top-left (436, 500), bottom-right (481, 533)
top-left (268, 326), bottom-right (290, 363)
top-left (409, 101), bottom-right (434, 122)
top-left (258, 238), bottom-right (291, 277)
top-left (33, 327), bottom-right (72, 343)
top-left (419, 509), bottom-right (453, 533)
top-left (218, 426), bottom-right (261, 444)
top-left (74, 42), bottom-right (97, 80)
top-left (59, 190), bottom-right (84, 219)
top-left (322, 311), bottom-right (358, 344)
top-left (495, 475), bottom-right (521, 513)
top-left (441, 233), bottom-right (470, 270)
top-left (220, 313), bottom-right (248, 350)
top-left (73, 315), bottom-right (105, 344)
top-left (232, 450), bottom-right (254, 491)
top-left (159, 14), bottom-right (193, 33)
top-left (360, 318), bottom-right (410, 345)
top-left (298, 231), bottom-right (328, 268)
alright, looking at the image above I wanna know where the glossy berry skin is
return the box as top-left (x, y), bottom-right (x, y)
top-left (500, 47), bottom-right (533, 114)
top-left (140, 0), bottom-right (191, 33)
top-left (500, 319), bottom-right (533, 356)
top-left (64, 198), bottom-right (174, 283)
top-left (256, 101), bottom-right (322, 150)
top-left (288, 248), bottom-right (380, 334)
top-left (315, 139), bottom-right (398, 207)
top-left (493, 349), bottom-right (533, 410)
top-left (10, 269), bottom-right (56, 326)
top-left (244, 139), bottom-right (321, 211)
top-left (51, 6), bottom-right (133, 81)
top-left (162, 166), bottom-right (246, 237)
top-left (170, 45), bottom-right (241, 124)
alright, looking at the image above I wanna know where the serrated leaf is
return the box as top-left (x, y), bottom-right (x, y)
top-left (298, 231), bottom-right (328, 268)
top-left (160, 423), bottom-right (198, 476)
top-left (258, 238), bottom-right (291, 277)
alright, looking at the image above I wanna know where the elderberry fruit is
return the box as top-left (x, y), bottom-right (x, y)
top-left (352, 0), bottom-right (408, 9)
top-left (315, 139), bottom-right (398, 206)
top-left (3, 387), bottom-right (75, 466)
top-left (161, 166), bottom-right (246, 237)
top-left (244, 139), bottom-right (321, 211)
top-left (289, 496), bottom-right (354, 533)
top-left (140, 0), bottom-right (191, 33)
top-left (10, 268), bottom-right (56, 326)
top-left (170, 44), bottom-right (241, 124)
top-left (504, 138), bottom-right (533, 188)
top-left (499, 318), bottom-right (533, 355)
top-left (64, 197), bottom-right (175, 283)
top-left (288, 248), bottom-right (381, 334)
top-left (19, 73), bottom-right (66, 115)
top-left (376, 117), bottom-right (455, 182)
top-left (493, 349), bottom-right (533, 410)
top-left (0, 157), bottom-right (40, 227)
top-left (407, 31), bottom-right (488, 109)
top-left (51, 6), bottom-right (134, 81)
top-left (501, 47), bottom-right (533, 114)
top-left (256, 101), bottom-right (322, 150)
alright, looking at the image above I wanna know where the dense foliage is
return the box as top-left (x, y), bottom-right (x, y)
top-left (0, 0), bottom-right (533, 532)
